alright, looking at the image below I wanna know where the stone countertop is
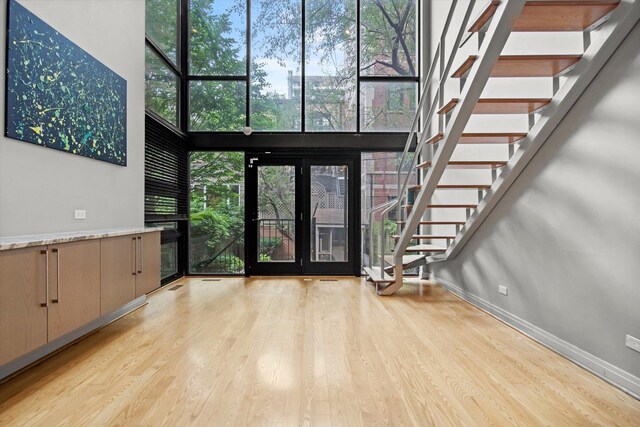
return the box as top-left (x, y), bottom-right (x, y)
top-left (0, 227), bottom-right (163, 251)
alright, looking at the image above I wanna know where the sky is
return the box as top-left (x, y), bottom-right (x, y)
top-left (204, 0), bottom-right (355, 96)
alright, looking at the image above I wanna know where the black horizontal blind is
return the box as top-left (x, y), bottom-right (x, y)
top-left (145, 114), bottom-right (188, 221)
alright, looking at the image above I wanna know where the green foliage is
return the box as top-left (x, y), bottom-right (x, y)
top-left (145, 0), bottom-right (178, 64)
top-left (191, 208), bottom-right (238, 247)
top-left (360, 0), bottom-right (416, 76)
top-left (258, 253), bottom-right (272, 262)
top-left (259, 236), bottom-right (283, 260)
top-left (145, 46), bottom-right (178, 125)
top-left (189, 0), bottom-right (246, 75)
top-left (209, 255), bottom-right (245, 273)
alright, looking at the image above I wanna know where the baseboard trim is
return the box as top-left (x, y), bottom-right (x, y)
top-left (0, 296), bottom-right (147, 382)
top-left (429, 273), bottom-right (640, 400)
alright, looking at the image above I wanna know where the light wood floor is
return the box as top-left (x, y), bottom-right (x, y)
top-left (0, 277), bottom-right (638, 426)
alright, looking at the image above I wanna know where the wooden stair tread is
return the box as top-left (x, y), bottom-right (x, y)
top-left (410, 184), bottom-right (492, 191)
top-left (383, 255), bottom-right (427, 272)
top-left (469, 0), bottom-right (620, 33)
top-left (363, 266), bottom-right (395, 284)
top-left (438, 184), bottom-right (492, 189)
top-left (426, 132), bottom-right (527, 145)
top-left (452, 55), bottom-right (582, 78)
top-left (430, 203), bottom-right (477, 208)
top-left (405, 204), bottom-right (478, 209)
top-left (396, 221), bottom-right (466, 225)
top-left (417, 160), bottom-right (507, 169)
top-left (405, 245), bottom-right (447, 253)
top-left (438, 98), bottom-right (551, 115)
top-left (421, 221), bottom-right (466, 225)
top-left (392, 235), bottom-right (457, 240)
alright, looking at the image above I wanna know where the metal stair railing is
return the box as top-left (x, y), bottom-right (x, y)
top-left (381, 0), bottom-right (528, 296)
top-left (367, 0), bottom-right (474, 285)
top-left (366, 0), bottom-right (480, 285)
top-left (395, 0), bottom-right (482, 228)
top-left (395, 0), bottom-right (466, 225)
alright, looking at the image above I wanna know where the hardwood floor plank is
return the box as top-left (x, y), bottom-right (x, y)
top-left (0, 277), bottom-right (638, 426)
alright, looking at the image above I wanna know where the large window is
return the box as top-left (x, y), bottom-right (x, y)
top-left (190, 152), bottom-right (246, 274)
top-left (190, 0), bottom-right (247, 76)
top-left (305, 0), bottom-right (357, 131)
top-left (361, 151), bottom-right (416, 270)
top-left (359, 0), bottom-right (417, 131)
top-left (360, 0), bottom-right (417, 77)
top-left (145, 0), bottom-right (181, 128)
top-left (145, 46), bottom-right (179, 126)
top-left (146, 0), bottom-right (179, 65)
top-left (189, 0), bottom-right (249, 132)
top-left (251, 0), bottom-right (302, 131)
top-left (189, 80), bottom-right (247, 131)
top-left (188, 0), bottom-right (418, 133)
top-left (360, 81), bottom-right (416, 131)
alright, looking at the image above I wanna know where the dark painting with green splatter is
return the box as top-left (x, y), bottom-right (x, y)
top-left (5, 0), bottom-right (127, 166)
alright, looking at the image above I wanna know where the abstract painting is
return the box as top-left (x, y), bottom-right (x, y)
top-left (5, 0), bottom-right (127, 166)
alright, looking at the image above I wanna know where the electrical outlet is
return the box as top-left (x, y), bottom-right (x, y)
top-left (498, 285), bottom-right (508, 296)
top-left (626, 335), bottom-right (640, 353)
top-left (74, 209), bottom-right (86, 220)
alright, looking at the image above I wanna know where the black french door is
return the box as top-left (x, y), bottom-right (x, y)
top-left (245, 153), bottom-right (358, 276)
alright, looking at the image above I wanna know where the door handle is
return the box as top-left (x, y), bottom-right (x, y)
top-left (41, 250), bottom-right (48, 308)
top-left (138, 236), bottom-right (143, 274)
top-left (132, 237), bottom-right (137, 275)
top-left (52, 248), bottom-right (60, 303)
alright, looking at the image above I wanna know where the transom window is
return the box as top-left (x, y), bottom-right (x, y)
top-left (145, 0), bottom-right (419, 134)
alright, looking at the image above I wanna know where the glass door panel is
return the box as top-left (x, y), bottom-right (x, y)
top-left (246, 154), bottom-right (357, 276)
top-left (303, 159), bottom-right (355, 275)
top-left (257, 165), bottom-right (296, 263)
top-left (310, 165), bottom-right (349, 263)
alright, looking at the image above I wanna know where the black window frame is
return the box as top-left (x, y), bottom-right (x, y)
top-left (184, 0), bottom-right (420, 134)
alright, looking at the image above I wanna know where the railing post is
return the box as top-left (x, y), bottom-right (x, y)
top-left (379, 214), bottom-right (385, 276)
top-left (368, 210), bottom-right (375, 268)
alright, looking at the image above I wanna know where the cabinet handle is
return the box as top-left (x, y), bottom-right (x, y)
top-left (132, 237), bottom-right (137, 275)
top-left (41, 250), bottom-right (48, 308)
top-left (52, 248), bottom-right (60, 303)
top-left (138, 236), bottom-right (143, 274)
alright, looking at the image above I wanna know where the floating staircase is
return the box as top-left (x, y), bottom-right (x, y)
top-left (365, 0), bottom-right (640, 295)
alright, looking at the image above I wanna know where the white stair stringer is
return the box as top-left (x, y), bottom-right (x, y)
top-left (380, 0), bottom-right (528, 296)
top-left (426, 0), bottom-right (640, 266)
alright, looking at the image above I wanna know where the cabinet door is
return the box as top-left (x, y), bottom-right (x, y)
top-left (0, 247), bottom-right (49, 366)
top-left (101, 236), bottom-right (136, 315)
top-left (135, 232), bottom-right (161, 297)
top-left (48, 240), bottom-right (101, 341)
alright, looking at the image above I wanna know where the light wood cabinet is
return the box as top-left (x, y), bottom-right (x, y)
top-left (0, 247), bottom-right (49, 366)
top-left (101, 236), bottom-right (137, 315)
top-left (47, 240), bottom-right (101, 341)
top-left (135, 231), bottom-right (161, 297)
top-left (0, 230), bottom-right (161, 374)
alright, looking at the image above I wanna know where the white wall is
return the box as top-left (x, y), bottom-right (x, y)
top-left (431, 21), bottom-right (640, 383)
top-left (0, 0), bottom-right (145, 237)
